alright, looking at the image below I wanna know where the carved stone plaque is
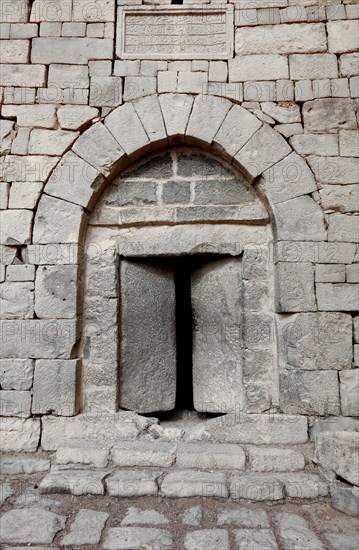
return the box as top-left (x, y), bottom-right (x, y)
top-left (116, 6), bottom-right (234, 60)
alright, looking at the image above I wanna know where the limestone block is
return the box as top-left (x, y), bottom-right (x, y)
top-left (104, 527), bottom-right (172, 550)
top-left (0, 120), bottom-right (13, 155)
top-left (0, 358), bottom-right (33, 390)
top-left (213, 104), bottom-right (262, 158)
top-left (159, 93), bottom-right (194, 140)
top-left (105, 471), bottom-right (160, 497)
top-left (2, 104), bottom-right (56, 128)
top-left (105, 103), bottom-right (150, 157)
top-left (133, 95), bottom-right (167, 147)
top-left (0, 281), bottom-right (34, 319)
top-left (340, 369), bottom-right (359, 416)
top-left (330, 481), bottom-right (359, 517)
top-left (158, 71), bottom-right (177, 93)
top-left (0, 38), bottom-right (29, 63)
top-left (275, 512), bottom-right (325, 550)
top-left (1, 417), bottom-right (40, 452)
top-left (23, 244), bottom-right (79, 266)
top-left (236, 23), bottom-right (326, 55)
top-left (0, 64), bottom-right (46, 87)
top-left (57, 105), bottom-right (99, 130)
top-left (235, 125), bottom-right (291, 180)
top-left (339, 53), bottom-right (359, 77)
top-left (186, 414), bottom-right (308, 445)
top-left (0, 507), bottom-right (66, 544)
top-left (2, 155), bottom-right (59, 185)
top-left (275, 241), bottom-right (356, 265)
top-left (72, 122), bottom-right (125, 176)
top-left (85, 296), bottom-right (118, 367)
top-left (9, 23), bottom-right (38, 38)
top-left (209, 61), bottom-right (227, 82)
top-left (229, 54), bottom-right (289, 81)
top-left (34, 265), bottom-right (77, 319)
top-left (310, 417), bottom-right (359, 440)
top-left (276, 473), bottom-right (328, 498)
top-left (123, 76), bottom-right (157, 101)
top-left (32, 359), bottom-right (79, 416)
top-left (230, 474), bottom-right (284, 501)
top-left (45, 151), bottom-right (105, 209)
top-left (72, 0), bottom-right (115, 21)
top-left (308, 156), bottom-right (358, 184)
top-left (33, 195), bottom-right (84, 244)
top-left (161, 471), bottom-right (228, 498)
top-left (328, 213), bottom-right (359, 242)
top-left (184, 530), bottom-right (230, 550)
top-left (9, 182), bottom-right (43, 210)
top-left (177, 71), bottom-right (208, 93)
top-left (119, 260), bottom-right (176, 413)
top-left (0, 0), bottom-right (28, 22)
top-left (0, 319), bottom-right (77, 359)
top-left (280, 370), bottom-right (340, 415)
top-left (0, 245), bottom-right (17, 265)
top-left (347, 265), bottom-right (359, 284)
top-left (290, 54), bottom-right (338, 80)
top-left (186, 95), bottom-right (232, 147)
top-left (234, 530), bottom-right (278, 549)
top-left (56, 442), bottom-right (109, 468)
top-left (339, 130), bottom-right (359, 157)
top-left (248, 447), bottom-right (305, 472)
top-left (290, 134), bottom-right (339, 156)
top-left (28, 129), bottom-right (78, 156)
top-left (273, 196), bottom-right (326, 242)
top-left (40, 466), bottom-right (108, 495)
top-left (276, 262), bottom-right (316, 312)
top-left (0, 210), bottom-right (32, 245)
top-left (112, 441), bottom-right (176, 467)
top-left (31, 38), bottom-right (113, 64)
top-left (90, 76), bottom-right (122, 107)
top-left (48, 64), bottom-right (89, 88)
top-left (120, 508), bottom-right (169, 526)
top-left (259, 153), bottom-right (316, 204)
top-left (261, 102), bottom-right (300, 123)
top-left (303, 99), bottom-right (357, 133)
top-left (191, 257), bottom-right (243, 413)
top-left (177, 443), bottom-right (246, 470)
top-left (328, 20), bottom-right (359, 54)
top-left (0, 389), bottom-right (31, 417)
top-left (320, 185), bottom-right (358, 213)
top-left (0, 456), bottom-right (50, 475)
top-left (61, 509), bottom-right (109, 546)
top-left (315, 431), bottom-right (359, 486)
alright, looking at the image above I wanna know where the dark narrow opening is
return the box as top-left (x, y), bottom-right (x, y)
top-left (172, 0), bottom-right (184, 4)
top-left (174, 259), bottom-right (194, 411)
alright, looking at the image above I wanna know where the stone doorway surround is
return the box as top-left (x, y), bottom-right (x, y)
top-left (5, 92), bottom-right (349, 450)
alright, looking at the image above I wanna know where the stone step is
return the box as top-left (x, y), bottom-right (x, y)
top-left (40, 466), bottom-right (329, 502)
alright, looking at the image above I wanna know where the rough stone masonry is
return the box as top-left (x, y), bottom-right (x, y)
top-left (0, 0), bottom-right (358, 528)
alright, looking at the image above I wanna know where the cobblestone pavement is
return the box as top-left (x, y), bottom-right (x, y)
top-left (1, 473), bottom-right (358, 549)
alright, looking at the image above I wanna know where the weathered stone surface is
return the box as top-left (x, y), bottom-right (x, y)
top-left (280, 370), bottom-right (340, 415)
top-left (41, 414), bottom-right (141, 451)
top-left (316, 283), bottom-right (359, 312)
top-left (33, 195), bottom-right (83, 244)
top-left (234, 529), bottom-right (278, 549)
top-left (8, 181), bottom-right (43, 210)
top-left (275, 512), bottom-right (325, 550)
top-left (290, 133), bottom-right (339, 156)
top-left (327, 20), bottom-right (359, 54)
top-left (236, 23), bottom-right (326, 54)
top-left (106, 470), bottom-right (160, 497)
top-left (6, 264), bottom-right (36, 282)
top-left (235, 124), bottom-right (291, 179)
top-left (248, 447), bottom-right (305, 472)
top-left (260, 153), bottom-right (317, 205)
top-left (290, 53), bottom-right (338, 80)
top-left (35, 265), bottom-right (77, 319)
top-left (119, 260), bottom-right (176, 413)
top-left (176, 443), bottom-right (246, 470)
top-left (217, 508), bottom-right (270, 528)
top-left (105, 103), bottom-right (150, 157)
top-left (0, 482), bottom-right (12, 506)
top-left (186, 414), bottom-right (308, 444)
top-left (0, 210), bottom-right (32, 245)
top-left (61, 509), bottom-right (109, 546)
top-left (308, 156), bottom-right (358, 185)
top-left (273, 196), bottom-right (326, 241)
top-left (121, 507), bottom-right (169, 526)
top-left (277, 473), bottom-right (328, 498)
top-left (310, 417), bottom-right (359, 440)
top-left (40, 466), bottom-right (108, 496)
top-left (0, 64), bottom-right (46, 87)
top-left (0, 456), bottom-right (50, 474)
top-left (340, 370), bottom-right (359, 417)
top-left (315, 431), bottom-right (359, 486)
top-left (159, 94), bottom-right (194, 140)
top-left (28, 129), bottom-right (78, 156)
top-left (161, 471), bottom-right (228, 498)
top-left (182, 506), bottom-right (202, 526)
top-left (278, 312), bottom-right (352, 370)
top-left (230, 475), bottom-right (284, 501)
top-left (0, 508), bottom-right (66, 544)
top-left (0, 390), bottom-right (31, 417)
top-left (275, 241), bottom-right (356, 264)
top-left (72, 122), bottom-right (125, 176)
top-left (103, 527), bottom-right (172, 550)
top-left (303, 99), bottom-right (357, 133)
top-left (57, 105), bottom-right (99, 131)
top-left (0, 358), bottom-right (34, 390)
top-left (32, 359), bottom-right (79, 416)
top-left (261, 102), bottom-right (300, 124)
top-left (112, 441), bottom-right (175, 467)
top-left (340, 53), bottom-right (359, 77)
top-left (229, 54), bottom-right (288, 81)
top-left (0, 320), bottom-right (77, 359)
top-left (0, 282), bottom-right (34, 319)
top-left (56, 442), bottom-right (109, 468)
top-left (330, 481), bottom-right (359, 517)
top-left (276, 262), bottom-right (316, 312)
top-left (213, 104), bottom-right (262, 157)
top-left (328, 213), bottom-right (359, 242)
top-left (325, 532), bottom-right (359, 550)
top-left (186, 95), bottom-right (231, 146)
top-left (191, 257), bottom-right (242, 413)
top-left (184, 530), bottom-right (230, 550)
top-left (320, 185), bottom-right (358, 213)
top-left (31, 37), bottom-right (112, 64)
top-left (133, 95), bottom-right (167, 146)
top-left (2, 105), bottom-right (56, 128)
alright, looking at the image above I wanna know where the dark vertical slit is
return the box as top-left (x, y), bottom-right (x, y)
top-left (175, 259), bottom-right (194, 411)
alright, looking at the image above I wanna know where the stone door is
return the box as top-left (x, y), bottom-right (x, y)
top-left (191, 258), bottom-right (243, 413)
top-left (119, 260), bottom-right (176, 413)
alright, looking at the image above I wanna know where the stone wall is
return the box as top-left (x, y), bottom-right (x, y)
top-left (0, 0), bottom-right (358, 450)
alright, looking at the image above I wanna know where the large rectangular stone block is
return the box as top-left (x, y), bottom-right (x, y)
top-left (315, 431), bottom-right (359, 486)
top-left (229, 54), bottom-right (289, 81)
top-left (32, 359), bottom-right (79, 416)
top-left (0, 358), bottom-right (34, 390)
top-left (273, 196), bottom-right (326, 241)
top-left (0, 39), bottom-right (29, 63)
top-left (0, 282), bottom-right (34, 319)
top-left (0, 210), bottom-right (32, 245)
top-left (34, 265), bottom-right (78, 319)
top-left (1, 417), bottom-right (40, 452)
top-left (275, 241), bottom-right (356, 264)
top-left (317, 283), bottom-right (359, 311)
top-left (303, 99), bottom-right (357, 133)
top-left (119, 260), bottom-right (176, 413)
top-left (0, 390), bottom-right (31, 417)
top-left (191, 257), bottom-right (243, 413)
top-left (280, 370), bottom-right (340, 415)
top-left (31, 38), bottom-right (113, 64)
top-left (307, 156), bottom-right (358, 185)
top-left (340, 369), bottom-right (359, 417)
top-left (0, 64), bottom-right (46, 87)
top-left (327, 213), bottom-right (359, 242)
top-left (327, 20), bottom-right (359, 54)
top-left (276, 262), bottom-right (316, 312)
top-left (290, 54), bottom-right (338, 80)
